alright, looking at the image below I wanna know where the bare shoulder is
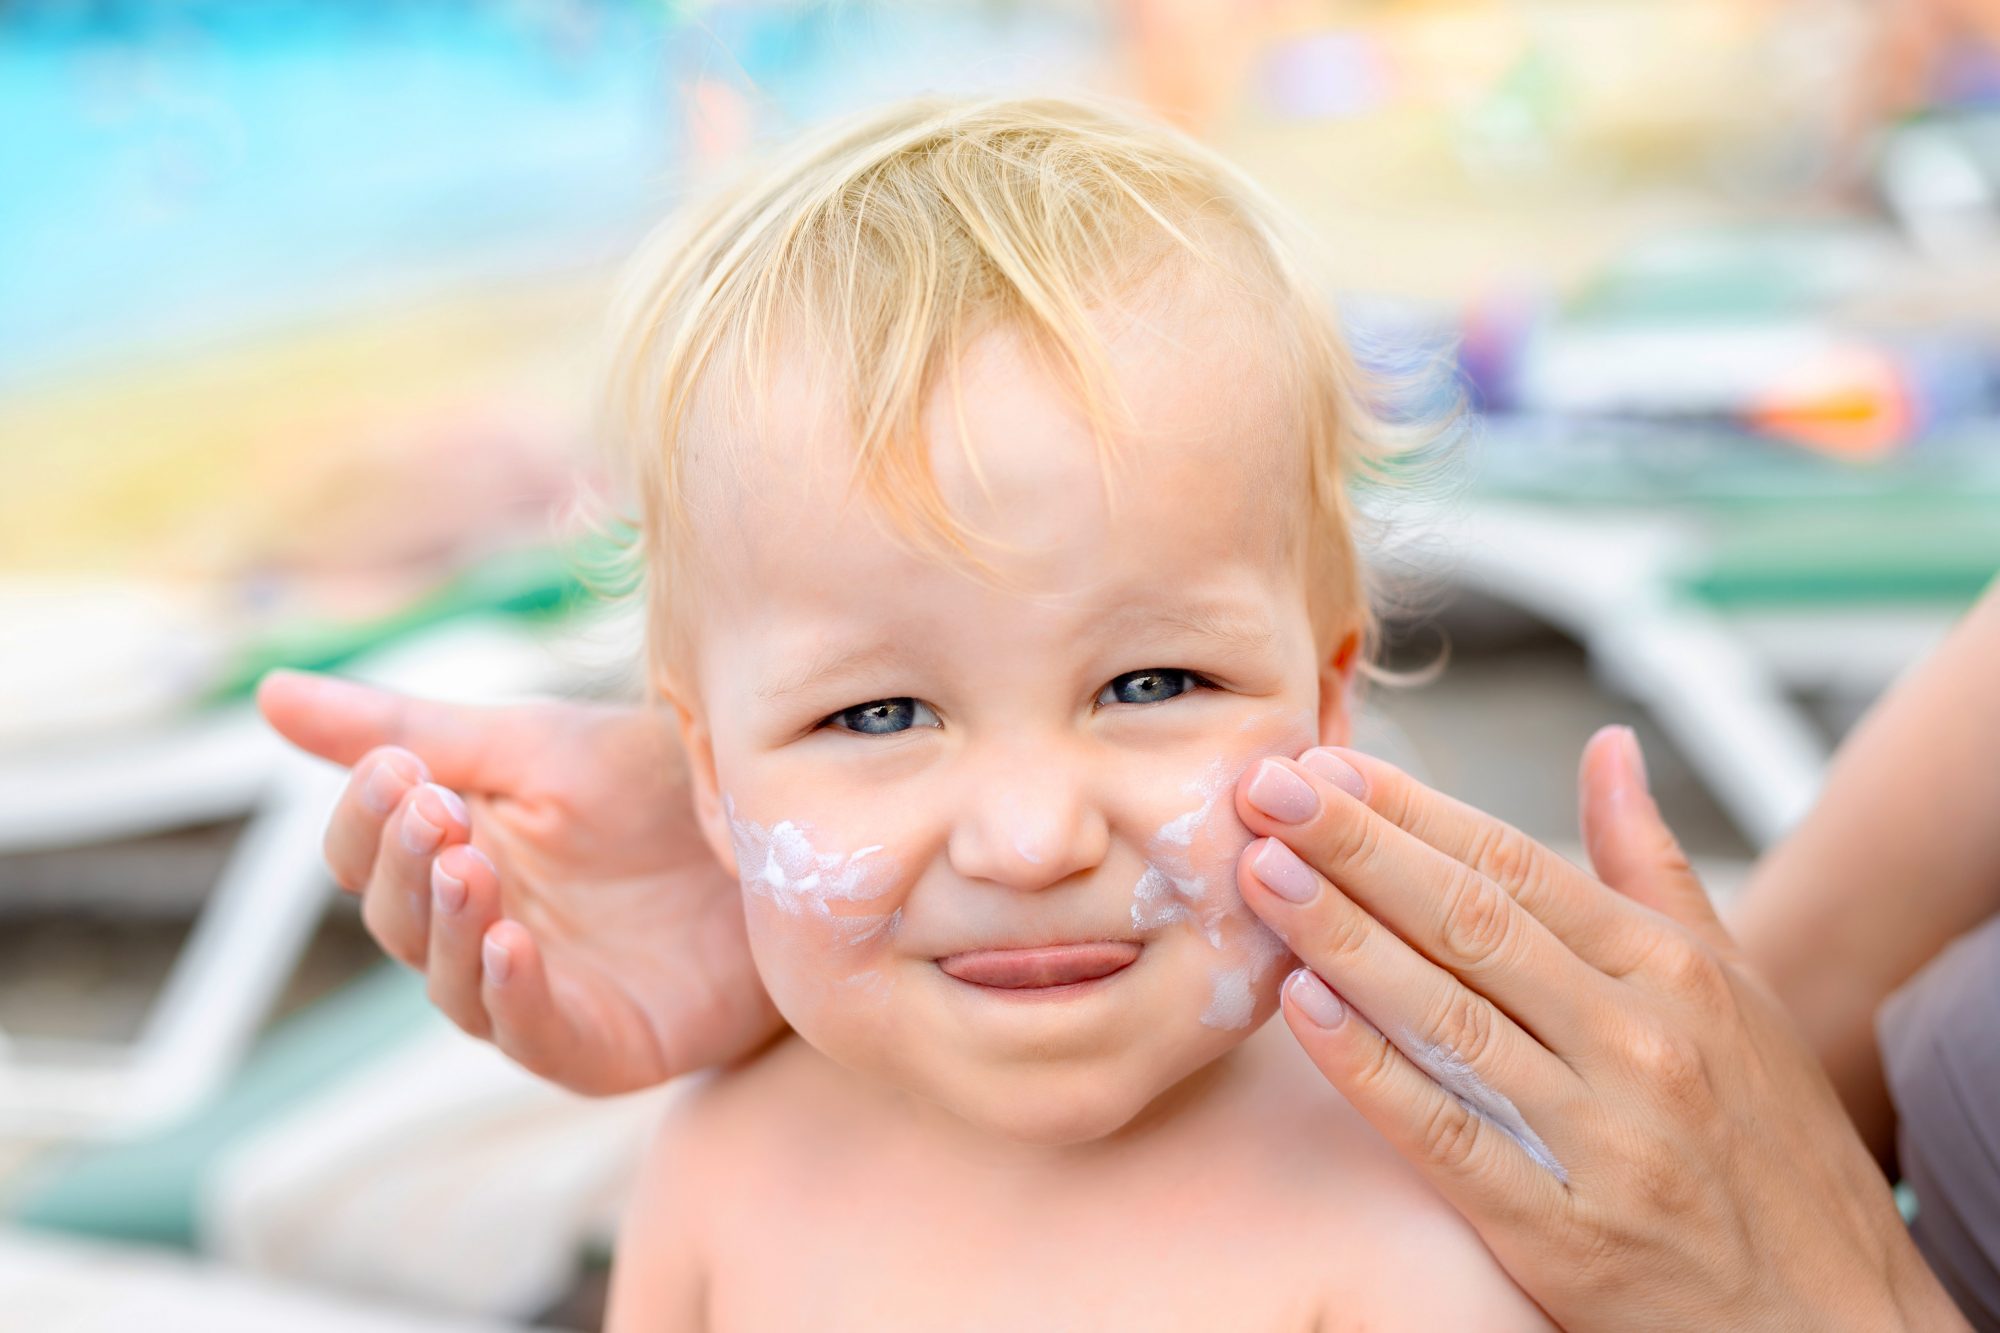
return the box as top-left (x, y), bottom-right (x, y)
top-left (602, 1068), bottom-right (731, 1333)
top-left (603, 1038), bottom-right (839, 1333)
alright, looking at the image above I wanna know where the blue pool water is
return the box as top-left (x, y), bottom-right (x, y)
top-left (0, 2), bottom-right (1093, 391)
top-left (1, 4), bottom-right (691, 387)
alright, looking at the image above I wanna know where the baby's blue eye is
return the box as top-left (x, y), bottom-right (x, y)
top-left (1098, 669), bottom-right (1204, 707)
top-left (827, 697), bottom-right (942, 735)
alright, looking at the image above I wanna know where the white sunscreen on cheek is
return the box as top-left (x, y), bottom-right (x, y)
top-left (1132, 759), bottom-right (1288, 1029)
top-left (1130, 760), bottom-right (1224, 944)
top-left (1200, 922), bottom-right (1289, 1030)
top-left (723, 796), bottom-right (903, 1005)
top-left (1202, 968), bottom-right (1256, 1030)
top-left (1400, 1031), bottom-right (1568, 1182)
top-left (723, 795), bottom-right (898, 941)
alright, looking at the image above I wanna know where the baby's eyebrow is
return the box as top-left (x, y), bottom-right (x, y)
top-left (757, 639), bottom-right (907, 705)
top-left (1093, 598), bottom-right (1278, 658)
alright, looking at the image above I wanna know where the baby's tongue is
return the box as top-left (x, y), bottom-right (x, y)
top-left (939, 942), bottom-right (1140, 989)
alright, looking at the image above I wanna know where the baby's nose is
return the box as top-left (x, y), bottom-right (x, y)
top-left (946, 763), bottom-right (1108, 893)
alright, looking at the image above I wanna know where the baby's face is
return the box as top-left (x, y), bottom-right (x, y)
top-left (677, 275), bottom-right (1352, 1145)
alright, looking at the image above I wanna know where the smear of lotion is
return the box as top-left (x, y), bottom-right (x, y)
top-left (1201, 968), bottom-right (1256, 1030)
top-left (724, 795), bottom-right (896, 930)
top-left (1131, 760), bottom-right (1227, 946)
top-left (1403, 1032), bottom-right (1568, 1182)
top-left (1200, 922), bottom-right (1290, 1029)
top-left (1132, 758), bottom-right (1288, 1029)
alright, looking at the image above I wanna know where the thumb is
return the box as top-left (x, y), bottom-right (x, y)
top-left (255, 667), bottom-right (530, 793)
top-left (1578, 725), bottom-right (1731, 951)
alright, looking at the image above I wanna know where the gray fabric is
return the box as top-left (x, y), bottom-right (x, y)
top-left (1879, 910), bottom-right (2000, 1333)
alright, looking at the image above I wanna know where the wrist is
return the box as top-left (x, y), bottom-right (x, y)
top-left (1884, 1245), bottom-right (1968, 1333)
top-left (1785, 1219), bottom-right (1965, 1333)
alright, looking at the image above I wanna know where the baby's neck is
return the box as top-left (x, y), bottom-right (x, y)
top-left (792, 1016), bottom-right (1292, 1175)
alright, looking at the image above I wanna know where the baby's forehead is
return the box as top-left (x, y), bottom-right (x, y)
top-left (686, 266), bottom-right (1307, 573)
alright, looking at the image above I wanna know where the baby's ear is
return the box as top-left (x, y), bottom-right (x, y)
top-left (661, 682), bottom-right (740, 881)
top-left (1315, 630), bottom-right (1361, 749)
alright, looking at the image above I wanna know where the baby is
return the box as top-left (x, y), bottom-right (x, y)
top-left (597, 95), bottom-right (1550, 1330)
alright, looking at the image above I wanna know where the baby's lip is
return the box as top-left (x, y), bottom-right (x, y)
top-left (936, 941), bottom-right (1141, 989)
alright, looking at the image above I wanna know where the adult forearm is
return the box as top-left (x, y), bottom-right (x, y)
top-left (1730, 577), bottom-right (2000, 1160)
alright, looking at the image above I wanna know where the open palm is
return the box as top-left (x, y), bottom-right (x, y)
top-left (259, 670), bottom-right (781, 1095)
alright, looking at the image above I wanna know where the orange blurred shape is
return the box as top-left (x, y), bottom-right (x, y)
top-left (1744, 344), bottom-right (1916, 458)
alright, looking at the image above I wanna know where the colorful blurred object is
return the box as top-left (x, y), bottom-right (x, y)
top-left (1459, 220), bottom-right (2000, 457)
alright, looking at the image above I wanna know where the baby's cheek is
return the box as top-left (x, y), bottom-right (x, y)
top-left (742, 894), bottom-right (902, 1025)
top-left (1156, 722), bottom-right (1312, 1031)
top-left (1199, 889), bottom-right (1293, 1029)
top-left (1164, 821), bottom-right (1289, 1030)
top-left (724, 799), bottom-right (908, 1016)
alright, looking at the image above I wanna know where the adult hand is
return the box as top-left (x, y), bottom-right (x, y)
top-left (1231, 727), bottom-right (1966, 1332)
top-left (257, 669), bottom-right (781, 1095)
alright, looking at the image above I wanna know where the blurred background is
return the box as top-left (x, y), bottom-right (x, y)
top-left (2, 0), bottom-right (1996, 1328)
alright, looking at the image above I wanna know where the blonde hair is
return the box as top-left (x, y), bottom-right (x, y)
top-left (592, 92), bottom-right (1436, 701)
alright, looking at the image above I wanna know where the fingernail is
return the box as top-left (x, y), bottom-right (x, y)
top-left (1248, 759), bottom-right (1319, 823)
top-left (1251, 838), bottom-right (1320, 903)
top-left (401, 802), bottom-right (443, 855)
top-left (424, 782), bottom-right (468, 827)
top-left (1287, 967), bottom-right (1346, 1028)
top-left (432, 859), bottom-right (467, 915)
top-left (1617, 726), bottom-right (1651, 797)
top-left (483, 934), bottom-right (512, 986)
top-left (363, 761), bottom-right (410, 817)
top-left (1300, 748), bottom-right (1368, 801)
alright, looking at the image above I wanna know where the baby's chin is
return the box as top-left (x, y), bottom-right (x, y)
top-left (901, 1011), bottom-right (1280, 1148)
